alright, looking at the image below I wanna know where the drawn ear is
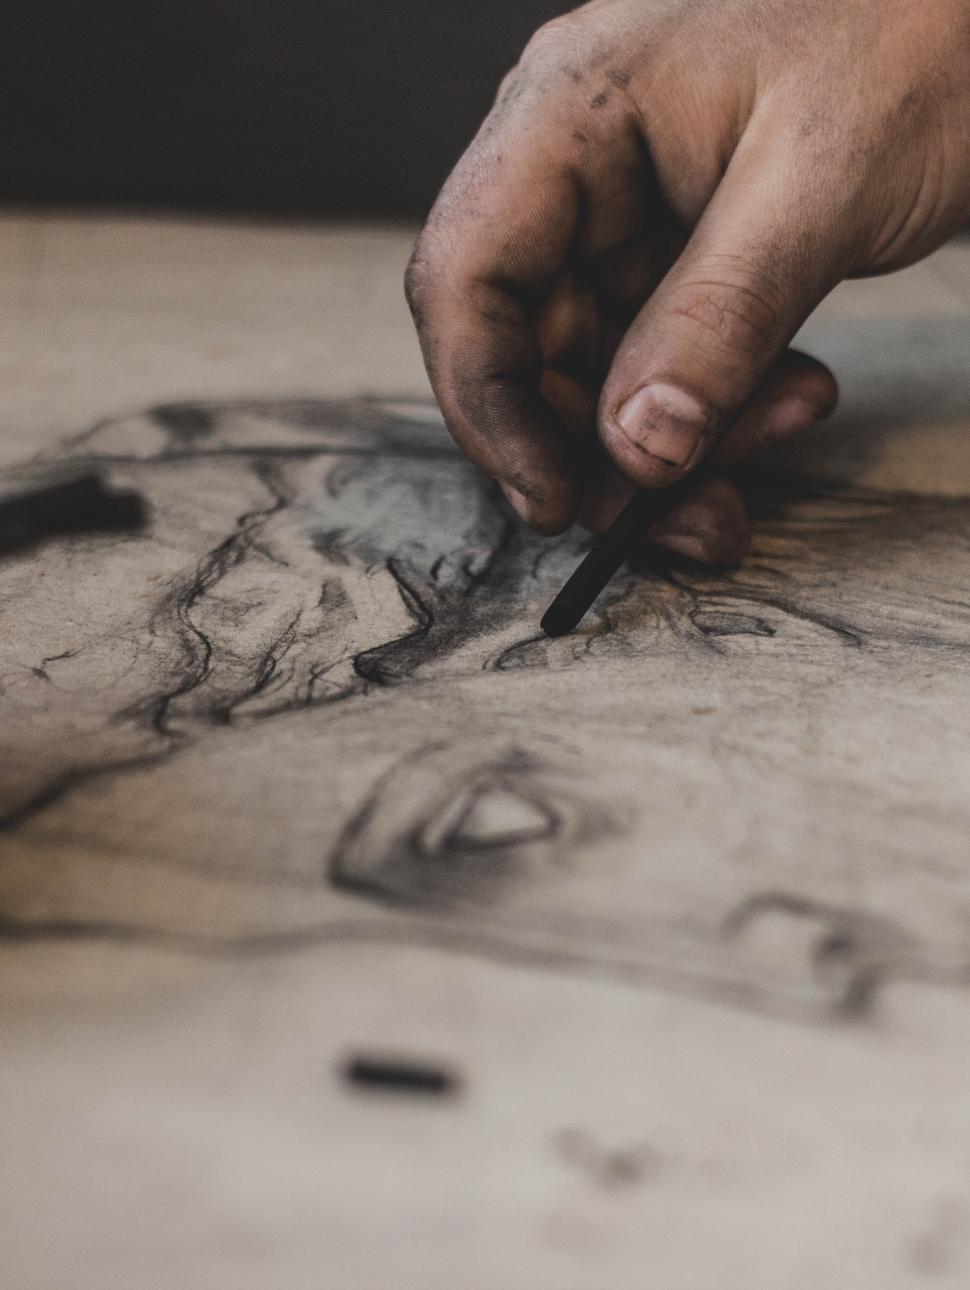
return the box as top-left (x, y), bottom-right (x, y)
top-left (724, 893), bottom-right (919, 1017)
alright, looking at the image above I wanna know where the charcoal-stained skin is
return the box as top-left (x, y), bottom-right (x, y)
top-left (406, 0), bottom-right (970, 547)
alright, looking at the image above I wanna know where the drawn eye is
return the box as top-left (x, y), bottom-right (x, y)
top-left (329, 742), bottom-right (570, 907)
top-left (690, 609), bottom-right (775, 638)
top-left (418, 784), bottom-right (557, 856)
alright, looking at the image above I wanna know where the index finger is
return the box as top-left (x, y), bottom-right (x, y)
top-left (405, 92), bottom-right (582, 534)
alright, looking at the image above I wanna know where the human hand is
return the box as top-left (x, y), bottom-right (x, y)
top-left (406, 0), bottom-right (970, 562)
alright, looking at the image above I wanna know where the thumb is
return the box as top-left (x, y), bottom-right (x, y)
top-left (599, 139), bottom-right (850, 486)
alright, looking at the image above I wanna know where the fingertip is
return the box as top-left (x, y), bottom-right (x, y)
top-left (713, 349), bottom-right (840, 467)
top-left (766, 351), bottom-right (839, 427)
top-left (759, 373), bottom-right (838, 448)
top-left (651, 517), bottom-right (751, 566)
top-left (752, 362), bottom-right (838, 453)
top-left (599, 381), bottom-right (715, 488)
top-left (650, 477), bottom-right (752, 565)
top-left (579, 470), bottom-right (751, 564)
top-left (600, 425), bottom-right (696, 488)
top-left (789, 353), bottom-right (839, 421)
top-left (651, 531), bottom-right (715, 562)
top-left (500, 480), bottom-right (578, 536)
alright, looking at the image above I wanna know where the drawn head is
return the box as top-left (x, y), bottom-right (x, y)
top-left (3, 398), bottom-right (969, 1020)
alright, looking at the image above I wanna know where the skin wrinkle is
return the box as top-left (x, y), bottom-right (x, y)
top-left (670, 279), bottom-right (782, 362)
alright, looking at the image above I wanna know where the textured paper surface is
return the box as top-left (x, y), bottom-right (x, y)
top-left (3, 215), bottom-right (970, 1289)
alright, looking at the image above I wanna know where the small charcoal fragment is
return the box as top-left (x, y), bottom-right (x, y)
top-left (340, 1052), bottom-right (461, 1098)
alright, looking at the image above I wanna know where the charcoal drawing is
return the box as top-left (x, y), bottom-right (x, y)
top-left (2, 397), bottom-right (969, 1022)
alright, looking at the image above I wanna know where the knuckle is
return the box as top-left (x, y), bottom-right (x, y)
top-left (520, 16), bottom-right (584, 68)
top-left (403, 240), bottom-right (432, 319)
top-left (494, 64), bottom-right (521, 105)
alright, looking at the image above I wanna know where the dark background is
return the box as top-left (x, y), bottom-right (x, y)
top-left (3, 1), bottom-right (565, 221)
